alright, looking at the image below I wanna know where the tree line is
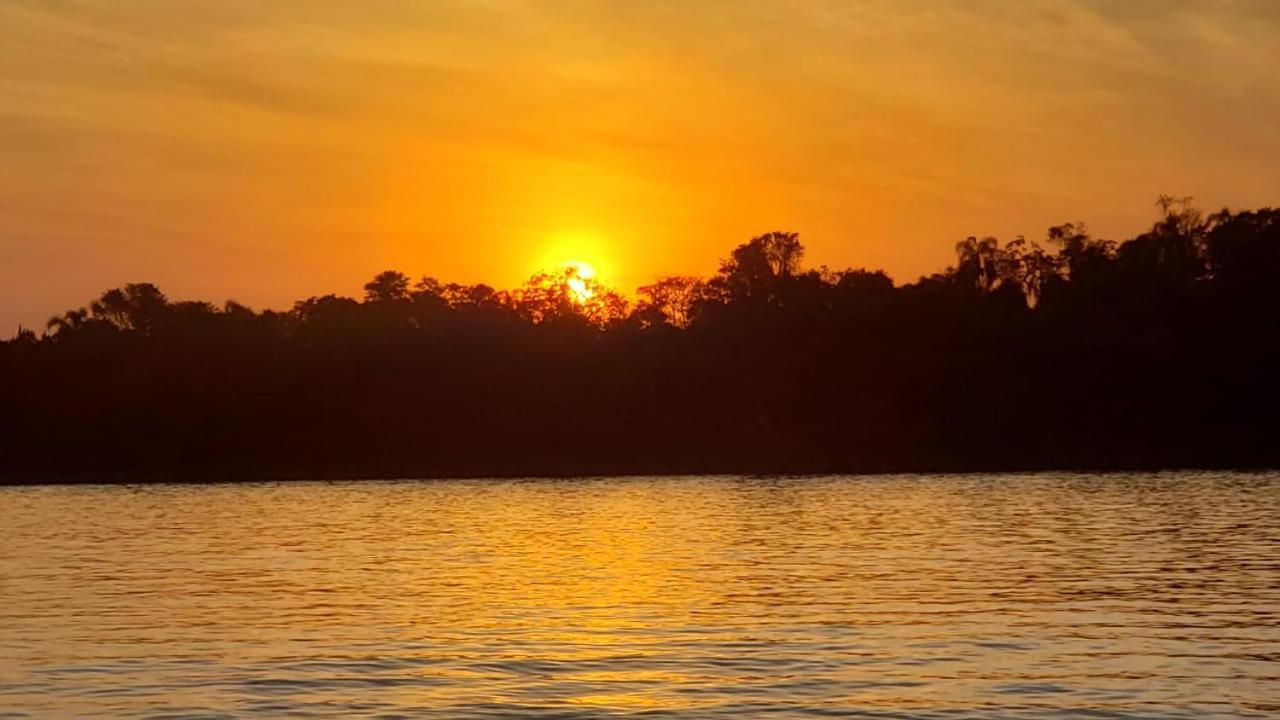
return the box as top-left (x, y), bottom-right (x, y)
top-left (3, 197), bottom-right (1278, 481)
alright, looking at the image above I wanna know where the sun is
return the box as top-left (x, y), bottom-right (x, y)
top-left (563, 260), bottom-right (597, 280)
top-left (563, 260), bottom-right (597, 303)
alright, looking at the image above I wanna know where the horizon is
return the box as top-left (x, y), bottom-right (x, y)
top-left (4, 1), bottom-right (1280, 331)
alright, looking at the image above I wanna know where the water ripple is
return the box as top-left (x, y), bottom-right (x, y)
top-left (1, 472), bottom-right (1278, 718)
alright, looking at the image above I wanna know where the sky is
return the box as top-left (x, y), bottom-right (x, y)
top-left (3, 0), bottom-right (1280, 331)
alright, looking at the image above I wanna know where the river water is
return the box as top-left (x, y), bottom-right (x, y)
top-left (2, 473), bottom-right (1278, 718)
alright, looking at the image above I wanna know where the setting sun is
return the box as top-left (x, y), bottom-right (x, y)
top-left (563, 260), bottom-right (598, 280)
top-left (563, 261), bottom-right (598, 304)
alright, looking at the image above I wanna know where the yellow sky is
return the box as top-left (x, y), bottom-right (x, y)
top-left (3, 1), bottom-right (1279, 330)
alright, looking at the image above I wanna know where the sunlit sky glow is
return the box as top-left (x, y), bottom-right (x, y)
top-left (3, 0), bottom-right (1279, 330)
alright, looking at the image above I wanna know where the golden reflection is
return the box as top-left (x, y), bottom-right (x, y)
top-left (4, 475), bottom-right (1279, 715)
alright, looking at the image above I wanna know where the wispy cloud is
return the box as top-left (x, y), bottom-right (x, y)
top-left (2, 0), bottom-right (1279, 330)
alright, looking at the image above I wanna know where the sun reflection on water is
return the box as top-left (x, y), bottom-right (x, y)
top-left (2, 474), bottom-right (1279, 717)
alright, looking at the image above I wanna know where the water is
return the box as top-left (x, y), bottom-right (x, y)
top-left (1, 473), bottom-right (1278, 719)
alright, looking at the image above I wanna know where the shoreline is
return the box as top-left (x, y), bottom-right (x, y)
top-left (4, 462), bottom-right (1275, 486)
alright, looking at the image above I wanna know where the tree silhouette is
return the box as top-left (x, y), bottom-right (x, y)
top-left (636, 276), bottom-right (704, 328)
top-left (364, 271), bottom-right (411, 303)
top-left (514, 266), bottom-right (628, 326)
top-left (4, 197), bottom-right (1279, 481)
top-left (713, 231), bottom-right (805, 303)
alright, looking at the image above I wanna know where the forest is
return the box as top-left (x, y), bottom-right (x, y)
top-left (3, 197), bottom-right (1278, 481)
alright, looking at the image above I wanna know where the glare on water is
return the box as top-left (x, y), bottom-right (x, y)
top-left (1, 473), bottom-right (1278, 718)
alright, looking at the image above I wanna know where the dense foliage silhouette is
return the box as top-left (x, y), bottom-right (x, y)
top-left (3, 198), bottom-right (1278, 481)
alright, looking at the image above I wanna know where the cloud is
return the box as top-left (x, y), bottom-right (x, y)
top-left (2, 0), bottom-right (1279, 331)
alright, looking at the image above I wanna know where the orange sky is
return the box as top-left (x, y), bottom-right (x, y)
top-left (3, 1), bottom-right (1280, 331)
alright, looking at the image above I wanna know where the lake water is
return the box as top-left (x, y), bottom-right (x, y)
top-left (1, 473), bottom-right (1278, 718)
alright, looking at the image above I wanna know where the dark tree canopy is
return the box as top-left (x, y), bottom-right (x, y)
top-left (3, 199), bottom-right (1279, 481)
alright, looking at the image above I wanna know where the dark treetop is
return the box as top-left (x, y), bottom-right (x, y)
top-left (3, 197), bottom-right (1278, 482)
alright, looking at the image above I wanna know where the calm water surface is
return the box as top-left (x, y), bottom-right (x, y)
top-left (1, 473), bottom-right (1278, 718)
